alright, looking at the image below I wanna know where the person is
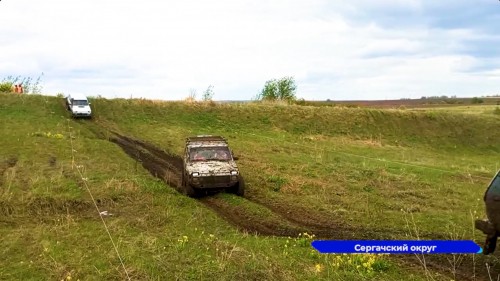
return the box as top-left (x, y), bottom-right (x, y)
top-left (18, 83), bottom-right (23, 94)
top-left (192, 151), bottom-right (205, 161)
top-left (215, 149), bottom-right (229, 160)
top-left (13, 84), bottom-right (18, 93)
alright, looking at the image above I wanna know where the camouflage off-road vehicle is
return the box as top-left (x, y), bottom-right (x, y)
top-left (475, 170), bottom-right (500, 255)
top-left (181, 135), bottom-right (244, 197)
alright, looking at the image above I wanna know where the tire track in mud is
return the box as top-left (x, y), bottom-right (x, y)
top-left (92, 127), bottom-right (499, 281)
top-left (104, 130), bottom-right (360, 238)
top-left (198, 196), bottom-right (304, 237)
top-left (109, 133), bottom-right (184, 193)
top-left (105, 130), bottom-right (441, 240)
top-left (107, 131), bottom-right (328, 237)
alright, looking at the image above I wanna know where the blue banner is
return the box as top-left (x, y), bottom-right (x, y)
top-left (311, 240), bottom-right (482, 254)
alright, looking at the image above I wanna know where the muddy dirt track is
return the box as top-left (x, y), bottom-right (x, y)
top-left (108, 131), bottom-right (375, 239)
top-left (88, 124), bottom-right (499, 281)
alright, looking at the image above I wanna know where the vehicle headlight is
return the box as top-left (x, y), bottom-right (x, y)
top-left (230, 171), bottom-right (238, 175)
top-left (192, 172), bottom-right (199, 177)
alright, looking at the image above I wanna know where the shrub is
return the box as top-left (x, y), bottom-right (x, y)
top-left (258, 76), bottom-right (297, 102)
top-left (0, 81), bottom-right (13, 93)
top-left (471, 97), bottom-right (484, 104)
top-left (202, 85), bottom-right (214, 102)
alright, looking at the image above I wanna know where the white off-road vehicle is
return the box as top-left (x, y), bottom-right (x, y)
top-left (66, 94), bottom-right (92, 118)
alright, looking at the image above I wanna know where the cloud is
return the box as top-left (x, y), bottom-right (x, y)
top-left (0, 0), bottom-right (499, 100)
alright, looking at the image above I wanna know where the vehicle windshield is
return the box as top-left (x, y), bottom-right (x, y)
top-left (189, 146), bottom-right (231, 161)
top-left (487, 172), bottom-right (500, 196)
top-left (73, 100), bottom-right (89, 106)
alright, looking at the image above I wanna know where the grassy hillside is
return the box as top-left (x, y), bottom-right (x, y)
top-left (1, 93), bottom-right (500, 280)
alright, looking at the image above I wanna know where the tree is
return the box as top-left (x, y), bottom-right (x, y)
top-left (202, 85), bottom-right (214, 101)
top-left (259, 76), bottom-right (297, 102)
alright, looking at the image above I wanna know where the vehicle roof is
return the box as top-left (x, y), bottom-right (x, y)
top-left (188, 143), bottom-right (228, 148)
top-left (69, 93), bottom-right (89, 100)
top-left (186, 135), bottom-right (229, 148)
top-left (187, 135), bottom-right (226, 142)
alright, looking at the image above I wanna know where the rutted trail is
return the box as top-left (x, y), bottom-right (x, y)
top-left (107, 131), bottom-right (332, 237)
top-left (104, 129), bottom-right (444, 240)
top-left (109, 133), bottom-right (184, 193)
top-left (85, 123), bottom-right (499, 281)
top-left (101, 129), bottom-right (361, 238)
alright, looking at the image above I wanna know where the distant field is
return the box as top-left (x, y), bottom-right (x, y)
top-left (1, 93), bottom-right (500, 280)
top-left (307, 97), bottom-right (500, 109)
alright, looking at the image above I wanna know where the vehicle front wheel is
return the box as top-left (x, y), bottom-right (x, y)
top-left (229, 175), bottom-right (245, 197)
top-left (484, 234), bottom-right (498, 255)
top-left (182, 173), bottom-right (197, 197)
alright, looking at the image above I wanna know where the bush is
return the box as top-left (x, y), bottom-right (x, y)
top-left (259, 76), bottom-right (297, 102)
top-left (202, 85), bottom-right (214, 102)
top-left (471, 97), bottom-right (484, 104)
top-left (0, 82), bottom-right (13, 93)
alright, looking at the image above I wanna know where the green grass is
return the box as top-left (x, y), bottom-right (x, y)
top-left (1, 93), bottom-right (500, 280)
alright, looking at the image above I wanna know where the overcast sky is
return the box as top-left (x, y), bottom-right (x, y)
top-left (1, 0), bottom-right (499, 101)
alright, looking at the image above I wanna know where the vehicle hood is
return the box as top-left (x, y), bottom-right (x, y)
top-left (71, 105), bottom-right (91, 113)
top-left (186, 161), bottom-right (238, 174)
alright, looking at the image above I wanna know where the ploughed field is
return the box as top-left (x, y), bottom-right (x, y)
top-left (1, 93), bottom-right (500, 280)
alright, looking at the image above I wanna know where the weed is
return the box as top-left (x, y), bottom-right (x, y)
top-left (267, 175), bottom-right (288, 192)
top-left (296, 232), bottom-right (316, 247)
top-left (177, 236), bottom-right (189, 249)
top-left (326, 253), bottom-right (390, 278)
top-left (31, 132), bottom-right (64, 139)
top-left (493, 107), bottom-right (500, 115)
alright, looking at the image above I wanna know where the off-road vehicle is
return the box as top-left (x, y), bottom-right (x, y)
top-left (475, 170), bottom-right (500, 254)
top-left (181, 135), bottom-right (244, 197)
top-left (65, 94), bottom-right (92, 118)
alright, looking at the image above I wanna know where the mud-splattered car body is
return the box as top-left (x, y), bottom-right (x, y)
top-left (181, 135), bottom-right (244, 197)
top-left (475, 170), bottom-right (500, 254)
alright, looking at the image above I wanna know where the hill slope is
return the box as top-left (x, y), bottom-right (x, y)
top-left (1, 93), bottom-right (500, 280)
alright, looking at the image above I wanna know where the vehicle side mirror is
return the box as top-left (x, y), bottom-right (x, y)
top-left (88, 102), bottom-right (91, 105)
